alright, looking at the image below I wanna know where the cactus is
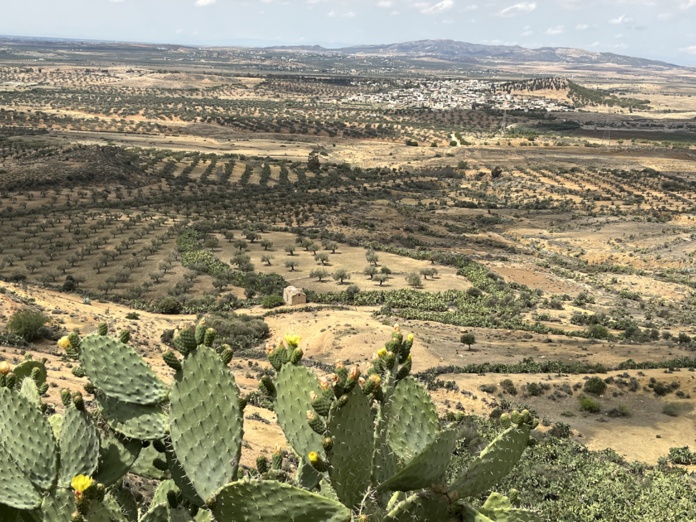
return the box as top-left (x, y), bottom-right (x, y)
top-left (0, 322), bottom-right (539, 522)
top-left (79, 333), bottom-right (168, 405)
top-left (95, 393), bottom-right (169, 440)
top-left (0, 444), bottom-right (42, 510)
top-left (0, 387), bottom-right (58, 491)
top-left (210, 480), bottom-right (351, 522)
top-left (327, 387), bottom-right (374, 509)
top-left (12, 359), bottom-right (47, 387)
top-left (58, 405), bottom-right (100, 487)
top-left (169, 345), bottom-right (243, 501)
top-left (275, 362), bottom-right (326, 464)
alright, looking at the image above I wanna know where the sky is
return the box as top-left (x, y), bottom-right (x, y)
top-left (1, 0), bottom-right (696, 66)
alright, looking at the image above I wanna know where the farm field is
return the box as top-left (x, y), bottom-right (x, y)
top-left (1, 38), bottom-right (696, 520)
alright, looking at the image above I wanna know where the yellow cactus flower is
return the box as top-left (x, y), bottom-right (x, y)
top-left (71, 475), bottom-right (94, 493)
top-left (369, 374), bottom-right (381, 386)
top-left (284, 334), bottom-right (301, 347)
top-left (308, 451), bottom-right (320, 464)
top-left (407, 333), bottom-right (414, 343)
top-left (57, 336), bottom-right (72, 350)
top-left (377, 347), bottom-right (388, 358)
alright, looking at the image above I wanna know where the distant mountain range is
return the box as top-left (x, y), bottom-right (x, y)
top-left (266, 39), bottom-right (681, 70)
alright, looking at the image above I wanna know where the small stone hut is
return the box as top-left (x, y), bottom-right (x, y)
top-left (283, 286), bottom-right (307, 306)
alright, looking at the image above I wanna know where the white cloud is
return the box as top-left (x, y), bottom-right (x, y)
top-left (418, 0), bottom-right (455, 15)
top-left (681, 0), bottom-right (696, 9)
top-left (575, 23), bottom-right (589, 30)
top-left (328, 10), bottom-right (356, 18)
top-left (657, 12), bottom-right (674, 20)
top-left (682, 45), bottom-right (696, 54)
top-left (546, 25), bottom-right (565, 35)
top-left (377, 0), bottom-right (393, 7)
top-left (194, 0), bottom-right (215, 6)
top-left (498, 2), bottom-right (536, 17)
top-left (609, 14), bottom-right (633, 24)
top-left (108, 0), bottom-right (125, 3)
top-left (521, 25), bottom-right (533, 36)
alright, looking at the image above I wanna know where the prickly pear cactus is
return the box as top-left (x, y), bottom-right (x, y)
top-left (169, 344), bottom-right (244, 501)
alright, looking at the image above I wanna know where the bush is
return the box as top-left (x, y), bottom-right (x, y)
top-left (579, 396), bottom-right (601, 413)
top-left (125, 312), bottom-right (140, 320)
top-left (662, 403), bottom-right (681, 417)
top-left (154, 297), bottom-right (183, 315)
top-left (583, 376), bottom-right (607, 395)
top-left (549, 422), bottom-right (572, 438)
top-left (667, 446), bottom-right (696, 465)
top-left (500, 379), bottom-right (518, 396)
top-left (261, 295), bottom-right (285, 309)
top-left (6, 309), bottom-right (48, 342)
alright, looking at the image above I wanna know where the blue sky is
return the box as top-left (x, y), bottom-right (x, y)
top-left (1, 0), bottom-right (695, 66)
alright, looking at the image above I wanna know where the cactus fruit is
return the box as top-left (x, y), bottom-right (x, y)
top-left (72, 392), bottom-right (85, 411)
top-left (203, 328), bottom-right (216, 348)
top-left (272, 447), bottom-right (284, 470)
top-left (256, 456), bottom-right (269, 475)
top-left (97, 323), bottom-right (108, 336)
top-left (163, 351), bottom-right (182, 372)
top-left (195, 318), bottom-right (208, 346)
top-left (72, 366), bottom-right (86, 378)
top-left (259, 375), bottom-right (276, 399)
top-left (307, 410), bottom-right (327, 435)
top-left (289, 347), bottom-right (304, 364)
top-left (61, 388), bottom-right (72, 407)
top-left (174, 326), bottom-right (197, 356)
top-left (308, 451), bottom-right (330, 473)
top-left (118, 330), bottom-right (131, 344)
top-left (311, 390), bottom-right (332, 417)
top-left (220, 346), bottom-right (234, 365)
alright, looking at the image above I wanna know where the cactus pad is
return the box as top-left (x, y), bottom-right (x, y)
top-left (41, 488), bottom-right (76, 522)
top-left (275, 363), bottom-right (325, 462)
top-left (95, 432), bottom-right (141, 487)
top-left (169, 345), bottom-right (243, 501)
top-left (378, 429), bottom-right (458, 492)
top-left (129, 444), bottom-right (170, 481)
top-left (327, 387), bottom-right (374, 509)
top-left (95, 393), bottom-right (169, 440)
top-left (450, 425), bottom-right (530, 499)
top-left (478, 492), bottom-right (541, 522)
top-left (12, 360), bottom-right (47, 387)
top-left (0, 444), bottom-right (41, 510)
top-left (384, 376), bottom-right (439, 464)
top-left (210, 480), bottom-right (352, 522)
top-left (19, 376), bottom-right (42, 407)
top-left (79, 333), bottom-right (168, 405)
top-left (58, 405), bottom-right (100, 487)
top-left (383, 492), bottom-right (450, 522)
top-left (0, 388), bottom-right (57, 491)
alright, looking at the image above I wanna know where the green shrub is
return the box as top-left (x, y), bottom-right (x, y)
top-left (583, 376), bottom-right (607, 395)
top-left (667, 446), bottom-right (696, 465)
top-left (261, 294), bottom-right (285, 309)
top-left (125, 312), bottom-right (140, 320)
top-left (579, 396), bottom-right (601, 413)
top-left (662, 403), bottom-right (681, 417)
top-left (549, 422), bottom-right (572, 438)
top-left (154, 297), bottom-right (183, 314)
top-left (6, 308), bottom-right (48, 342)
top-left (500, 379), bottom-right (518, 396)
